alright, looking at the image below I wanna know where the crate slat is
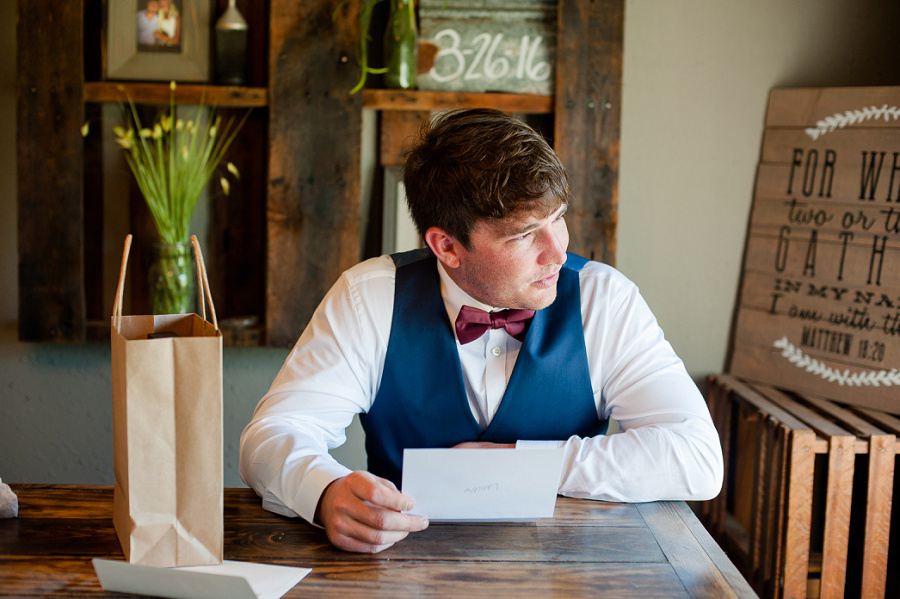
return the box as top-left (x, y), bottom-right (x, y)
top-left (860, 433), bottom-right (895, 599)
top-left (717, 376), bottom-right (826, 452)
top-left (820, 434), bottom-right (855, 599)
top-left (854, 407), bottom-right (900, 438)
top-left (703, 376), bottom-right (730, 537)
top-left (802, 396), bottom-right (888, 438)
top-left (749, 403), bottom-right (770, 582)
top-left (782, 428), bottom-right (816, 599)
top-left (770, 423), bottom-right (790, 599)
top-left (752, 384), bottom-right (856, 441)
top-left (702, 374), bottom-right (898, 599)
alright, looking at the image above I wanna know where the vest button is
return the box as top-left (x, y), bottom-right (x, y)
top-left (491, 346), bottom-right (502, 357)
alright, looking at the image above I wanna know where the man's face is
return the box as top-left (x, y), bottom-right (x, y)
top-left (450, 203), bottom-right (569, 310)
top-left (146, 2), bottom-right (159, 15)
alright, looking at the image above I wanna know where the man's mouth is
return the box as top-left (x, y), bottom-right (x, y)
top-left (533, 271), bottom-right (560, 287)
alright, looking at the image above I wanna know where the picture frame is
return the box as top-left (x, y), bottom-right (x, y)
top-left (107, 0), bottom-right (210, 82)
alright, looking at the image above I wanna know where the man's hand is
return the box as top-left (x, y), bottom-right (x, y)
top-left (316, 471), bottom-right (429, 553)
top-left (453, 442), bottom-right (516, 449)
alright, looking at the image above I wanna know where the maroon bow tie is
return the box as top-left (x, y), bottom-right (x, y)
top-left (455, 305), bottom-right (536, 344)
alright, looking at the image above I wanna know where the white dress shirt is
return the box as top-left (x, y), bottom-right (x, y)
top-left (239, 255), bottom-right (724, 524)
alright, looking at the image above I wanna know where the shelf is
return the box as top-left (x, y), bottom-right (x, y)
top-left (19, 0), bottom-right (622, 346)
top-left (83, 82), bottom-right (268, 107)
top-left (362, 89), bottom-right (553, 113)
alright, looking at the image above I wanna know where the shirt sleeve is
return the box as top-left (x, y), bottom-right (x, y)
top-left (520, 265), bottom-right (723, 502)
top-left (238, 257), bottom-right (395, 524)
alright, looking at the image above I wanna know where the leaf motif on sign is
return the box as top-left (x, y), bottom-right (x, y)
top-left (804, 104), bottom-right (900, 140)
top-left (773, 336), bottom-right (900, 386)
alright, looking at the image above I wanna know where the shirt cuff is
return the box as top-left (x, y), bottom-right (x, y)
top-left (516, 440), bottom-right (564, 450)
top-left (294, 461), bottom-right (354, 526)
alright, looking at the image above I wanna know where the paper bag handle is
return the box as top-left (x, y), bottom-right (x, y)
top-left (112, 234), bottom-right (219, 332)
top-left (190, 234), bottom-right (218, 330)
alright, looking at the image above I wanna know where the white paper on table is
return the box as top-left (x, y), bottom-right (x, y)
top-left (92, 558), bottom-right (311, 599)
top-left (400, 447), bottom-right (564, 521)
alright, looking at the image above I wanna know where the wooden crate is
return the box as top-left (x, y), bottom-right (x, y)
top-left (699, 374), bottom-right (899, 599)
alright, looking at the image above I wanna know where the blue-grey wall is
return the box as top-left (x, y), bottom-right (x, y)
top-left (0, 323), bottom-right (294, 486)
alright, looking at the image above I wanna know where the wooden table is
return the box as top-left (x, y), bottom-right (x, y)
top-left (0, 485), bottom-right (756, 598)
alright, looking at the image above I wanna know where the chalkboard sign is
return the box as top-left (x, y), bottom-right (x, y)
top-left (730, 87), bottom-right (900, 413)
top-left (417, 0), bottom-right (556, 95)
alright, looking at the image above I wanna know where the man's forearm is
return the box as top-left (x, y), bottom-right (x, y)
top-left (554, 419), bottom-right (723, 502)
top-left (239, 420), bottom-right (353, 523)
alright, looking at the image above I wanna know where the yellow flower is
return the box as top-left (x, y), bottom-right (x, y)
top-left (107, 80), bottom-right (249, 245)
top-left (80, 122), bottom-right (90, 137)
top-left (226, 162), bottom-right (240, 178)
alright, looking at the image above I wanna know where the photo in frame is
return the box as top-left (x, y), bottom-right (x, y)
top-left (107, 0), bottom-right (210, 81)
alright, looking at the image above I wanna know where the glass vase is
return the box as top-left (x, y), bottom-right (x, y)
top-left (384, 0), bottom-right (417, 89)
top-left (149, 241), bottom-right (194, 315)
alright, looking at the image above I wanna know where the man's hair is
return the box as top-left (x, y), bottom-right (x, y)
top-left (402, 108), bottom-right (569, 249)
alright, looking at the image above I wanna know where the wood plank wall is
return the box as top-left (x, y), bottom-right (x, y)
top-left (554, 0), bottom-right (623, 265)
top-left (17, 1), bottom-right (86, 342)
top-left (266, 0), bottom-right (363, 347)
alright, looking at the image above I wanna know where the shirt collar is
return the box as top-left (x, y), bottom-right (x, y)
top-left (436, 260), bottom-right (499, 327)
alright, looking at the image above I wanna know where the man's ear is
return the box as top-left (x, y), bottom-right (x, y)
top-left (424, 226), bottom-right (462, 269)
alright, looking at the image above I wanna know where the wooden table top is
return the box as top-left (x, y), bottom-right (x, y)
top-left (0, 485), bottom-right (756, 598)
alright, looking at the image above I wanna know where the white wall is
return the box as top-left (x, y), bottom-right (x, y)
top-left (2, 1), bottom-right (899, 484)
top-left (618, 0), bottom-right (900, 379)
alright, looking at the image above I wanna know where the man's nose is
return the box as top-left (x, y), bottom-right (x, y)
top-left (539, 224), bottom-right (568, 264)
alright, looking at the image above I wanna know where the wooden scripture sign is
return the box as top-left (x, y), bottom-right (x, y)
top-left (730, 87), bottom-right (900, 413)
top-left (417, 0), bottom-right (556, 95)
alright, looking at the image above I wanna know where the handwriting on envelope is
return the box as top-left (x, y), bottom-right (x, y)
top-left (465, 483), bottom-right (500, 493)
top-left (401, 448), bottom-right (563, 521)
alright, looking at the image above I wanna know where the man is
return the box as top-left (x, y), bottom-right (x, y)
top-left (240, 109), bottom-right (723, 554)
top-left (136, 1), bottom-right (160, 48)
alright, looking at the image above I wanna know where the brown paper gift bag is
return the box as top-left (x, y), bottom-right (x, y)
top-left (110, 234), bottom-right (223, 566)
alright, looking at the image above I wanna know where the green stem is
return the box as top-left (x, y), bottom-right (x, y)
top-left (152, 242), bottom-right (193, 314)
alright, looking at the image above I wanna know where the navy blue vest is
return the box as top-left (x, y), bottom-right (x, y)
top-left (361, 249), bottom-right (606, 486)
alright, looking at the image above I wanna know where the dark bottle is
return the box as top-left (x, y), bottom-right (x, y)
top-left (214, 0), bottom-right (248, 85)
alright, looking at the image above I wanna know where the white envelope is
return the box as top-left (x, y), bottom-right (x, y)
top-left (401, 448), bottom-right (564, 521)
top-left (92, 558), bottom-right (310, 599)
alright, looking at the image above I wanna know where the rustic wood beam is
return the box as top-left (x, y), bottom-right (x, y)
top-left (266, 0), bottom-right (363, 347)
top-left (554, 0), bottom-right (623, 265)
top-left (17, 1), bottom-right (86, 341)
